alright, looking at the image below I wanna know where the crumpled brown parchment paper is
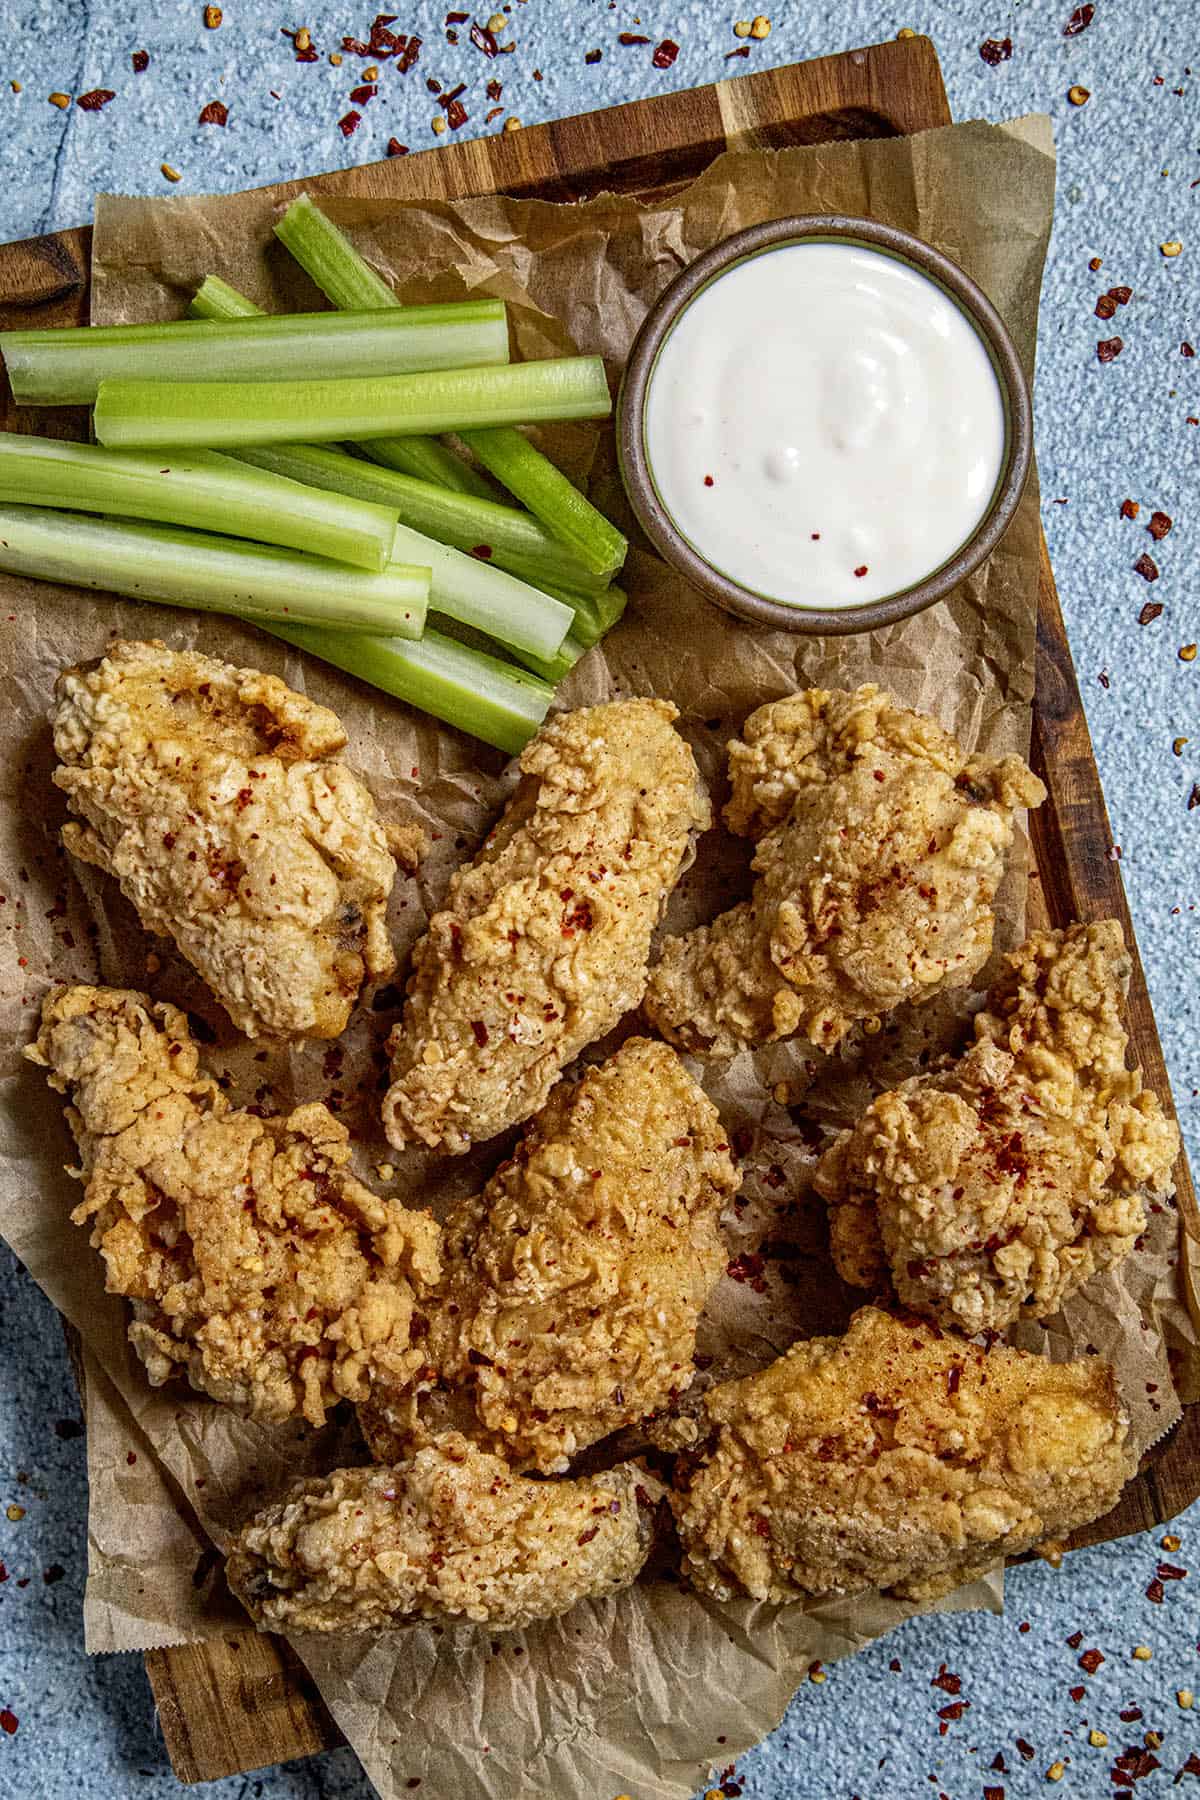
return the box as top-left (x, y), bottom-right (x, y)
top-left (0, 112), bottom-right (1194, 1800)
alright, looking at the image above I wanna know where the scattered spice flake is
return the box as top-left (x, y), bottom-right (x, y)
top-left (386, 137), bottom-right (409, 155)
top-left (1180, 643), bottom-right (1198, 662)
top-left (1109, 285), bottom-right (1132, 304)
top-left (6, 1504), bottom-right (24, 1522)
top-left (726, 45), bottom-right (751, 57)
top-left (1089, 255), bottom-right (1103, 270)
top-left (1121, 497), bottom-right (1140, 518)
top-left (1173, 738), bottom-right (1189, 756)
top-left (1097, 336), bottom-right (1124, 362)
top-left (161, 162), bottom-right (182, 182)
top-left (1158, 1561), bottom-right (1187, 1579)
top-left (47, 92), bottom-right (71, 109)
top-left (471, 21), bottom-right (500, 56)
top-left (854, 564), bottom-right (869, 578)
top-left (77, 88), bottom-right (116, 111)
top-left (1068, 84), bottom-right (1090, 106)
top-left (486, 77), bottom-right (502, 98)
top-left (1148, 510), bottom-right (1173, 540)
top-left (1138, 601), bottom-right (1163, 625)
top-left (485, 105), bottom-right (503, 121)
top-left (703, 473), bottom-right (714, 487)
top-left (1096, 292), bottom-right (1117, 320)
top-left (1147, 1577), bottom-right (1166, 1602)
top-left (0, 1710), bottom-right (17, 1736)
top-left (1063, 3), bottom-right (1094, 33)
top-left (653, 39), bottom-right (680, 68)
top-left (445, 8), bottom-right (469, 19)
top-left (1015, 1738), bottom-right (1036, 1761)
top-left (131, 49), bottom-right (149, 72)
top-left (1134, 553), bottom-right (1159, 581)
top-left (1183, 342), bottom-right (1196, 357)
top-left (349, 83), bottom-right (377, 104)
top-left (1066, 1631), bottom-right (1084, 1649)
top-left (619, 32), bottom-right (652, 46)
top-left (446, 96), bottom-right (468, 129)
top-left (1161, 240), bottom-right (1184, 258)
top-left (203, 4), bottom-right (222, 26)
top-left (339, 109), bottom-right (362, 136)
top-left (979, 37), bottom-right (1013, 66)
top-left (585, 47), bottom-right (602, 63)
top-left (932, 1666), bottom-right (962, 1695)
top-left (1069, 1684), bottom-right (1086, 1702)
top-left (432, 114), bottom-right (447, 133)
top-left (1178, 1750), bottom-right (1200, 1779)
top-left (1079, 1647), bottom-right (1105, 1673)
top-left (198, 100), bottom-right (227, 125)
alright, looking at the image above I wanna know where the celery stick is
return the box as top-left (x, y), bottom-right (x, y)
top-left (189, 272), bottom-right (494, 500)
top-left (95, 358), bottom-right (612, 452)
top-left (509, 630), bottom-right (589, 685)
top-left (0, 434), bottom-right (399, 571)
top-left (3, 305), bottom-right (510, 407)
top-left (535, 582), bottom-right (628, 647)
top-left (0, 506), bottom-right (428, 635)
top-left (458, 427), bottom-right (626, 577)
top-left (389, 520), bottom-right (570, 660)
top-left (231, 444), bottom-right (610, 595)
top-left (274, 194), bottom-right (404, 311)
top-left (269, 621), bottom-right (552, 755)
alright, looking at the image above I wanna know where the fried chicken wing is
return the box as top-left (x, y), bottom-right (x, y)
top-left (227, 1432), bottom-right (656, 1633)
top-left (28, 985), bottom-right (440, 1425)
top-left (816, 922), bottom-right (1180, 1334)
top-left (362, 1037), bottom-right (739, 1473)
top-left (644, 686), bottom-right (1045, 1058)
top-left (382, 699), bottom-right (710, 1153)
top-left (52, 639), bottom-right (413, 1040)
top-left (671, 1306), bottom-right (1134, 1604)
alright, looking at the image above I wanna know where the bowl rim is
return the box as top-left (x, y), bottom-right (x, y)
top-left (616, 213), bottom-right (1033, 637)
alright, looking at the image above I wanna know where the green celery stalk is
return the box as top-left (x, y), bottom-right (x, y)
top-left (458, 427), bottom-right (626, 577)
top-left (508, 630), bottom-right (589, 685)
top-left (389, 519), bottom-right (570, 659)
top-left (269, 621), bottom-right (553, 755)
top-left (231, 444), bottom-right (609, 596)
top-left (536, 582), bottom-right (628, 647)
top-left (0, 505), bottom-right (428, 635)
top-left (274, 194), bottom-right (404, 310)
top-left (0, 434), bottom-right (399, 571)
top-left (94, 357), bottom-right (613, 452)
top-left (3, 304), bottom-right (510, 406)
top-left (188, 271), bottom-right (494, 501)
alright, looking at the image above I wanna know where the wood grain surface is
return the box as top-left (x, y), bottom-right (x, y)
top-left (3, 31), bottom-right (1195, 1786)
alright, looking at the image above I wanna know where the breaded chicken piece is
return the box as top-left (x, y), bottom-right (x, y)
top-left (383, 699), bottom-right (710, 1153)
top-left (52, 639), bottom-right (415, 1040)
top-left (816, 922), bottom-right (1180, 1334)
top-left (362, 1038), bottom-right (739, 1474)
top-left (227, 1432), bottom-right (656, 1633)
top-left (671, 1306), bottom-right (1134, 1604)
top-left (27, 985), bottom-right (441, 1425)
top-left (644, 686), bottom-right (1045, 1058)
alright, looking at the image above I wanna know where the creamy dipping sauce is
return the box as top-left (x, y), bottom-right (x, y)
top-left (643, 241), bottom-right (1007, 609)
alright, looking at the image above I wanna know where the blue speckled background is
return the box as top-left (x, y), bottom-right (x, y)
top-left (1, 2), bottom-right (1197, 1796)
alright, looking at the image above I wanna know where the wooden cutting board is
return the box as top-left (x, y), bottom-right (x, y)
top-left (1, 33), bottom-right (1196, 1788)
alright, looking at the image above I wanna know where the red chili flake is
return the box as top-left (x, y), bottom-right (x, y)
top-left (1148, 510), bottom-right (1173, 540)
top-left (470, 543), bottom-right (493, 559)
top-left (349, 83), bottom-right (377, 105)
top-left (1183, 341), bottom-right (1196, 357)
top-left (77, 88), bottom-right (116, 111)
top-left (1134, 553), bottom-right (1159, 581)
top-left (1147, 1577), bottom-right (1166, 1602)
top-left (1138, 601), bottom-right (1163, 625)
top-left (984, 1789), bottom-right (1005, 1800)
top-left (486, 77), bottom-right (502, 98)
top-left (339, 109), bottom-right (362, 137)
top-left (397, 35), bottom-right (421, 72)
top-left (1015, 1738), bottom-right (1036, 1761)
top-left (0, 1711), bottom-right (17, 1736)
top-left (1066, 1631), bottom-right (1085, 1648)
top-left (1110, 285), bottom-right (1133, 306)
top-left (1096, 293), bottom-right (1118, 320)
top-left (1097, 336), bottom-right (1124, 362)
top-left (752, 1515), bottom-right (771, 1538)
top-left (703, 473), bottom-right (714, 487)
top-left (131, 50), bottom-right (149, 72)
top-left (854, 564), bottom-right (869, 578)
top-left (43, 1563), bottom-right (65, 1584)
top-left (979, 37), bottom-right (1013, 65)
top-left (618, 32), bottom-right (652, 46)
top-left (1063, 2), bottom-right (1094, 31)
top-left (1178, 1751), bottom-right (1200, 1779)
top-left (470, 1020), bottom-right (489, 1047)
top-left (471, 21), bottom-right (500, 56)
top-left (726, 1251), bottom-right (765, 1285)
top-left (938, 1701), bottom-right (967, 1722)
top-left (932, 1667), bottom-right (962, 1695)
top-left (1119, 1706), bottom-right (1143, 1722)
top-left (726, 45), bottom-right (751, 57)
top-left (653, 39), bottom-right (680, 68)
top-left (295, 44), bottom-right (319, 62)
top-left (445, 8), bottom-right (469, 19)
top-left (1158, 1561), bottom-right (1187, 1579)
top-left (1079, 1647), bottom-right (1104, 1672)
top-left (198, 100), bottom-right (228, 126)
top-left (585, 48), bottom-right (602, 63)
top-left (446, 96), bottom-right (467, 129)
top-left (485, 105), bottom-right (503, 121)
top-left (577, 1525), bottom-right (599, 1545)
top-left (1069, 1684), bottom-right (1086, 1701)
top-left (386, 138), bottom-right (409, 155)
top-left (1120, 498), bottom-right (1140, 519)
top-left (946, 1364), bottom-right (961, 1394)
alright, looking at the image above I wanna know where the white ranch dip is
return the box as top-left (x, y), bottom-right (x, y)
top-left (643, 240), bottom-right (1007, 609)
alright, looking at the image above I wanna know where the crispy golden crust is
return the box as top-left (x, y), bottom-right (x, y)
top-left (27, 985), bottom-right (441, 1426)
top-left (227, 1432), bottom-right (655, 1633)
top-left (52, 639), bottom-right (400, 1040)
top-left (382, 699), bottom-right (710, 1153)
top-left (363, 1037), bottom-right (740, 1473)
top-left (671, 1306), bottom-right (1134, 1604)
top-left (817, 922), bottom-right (1180, 1334)
top-left (644, 686), bottom-right (1045, 1058)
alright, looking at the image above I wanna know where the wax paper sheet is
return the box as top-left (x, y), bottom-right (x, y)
top-left (0, 111), bottom-right (1194, 1800)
